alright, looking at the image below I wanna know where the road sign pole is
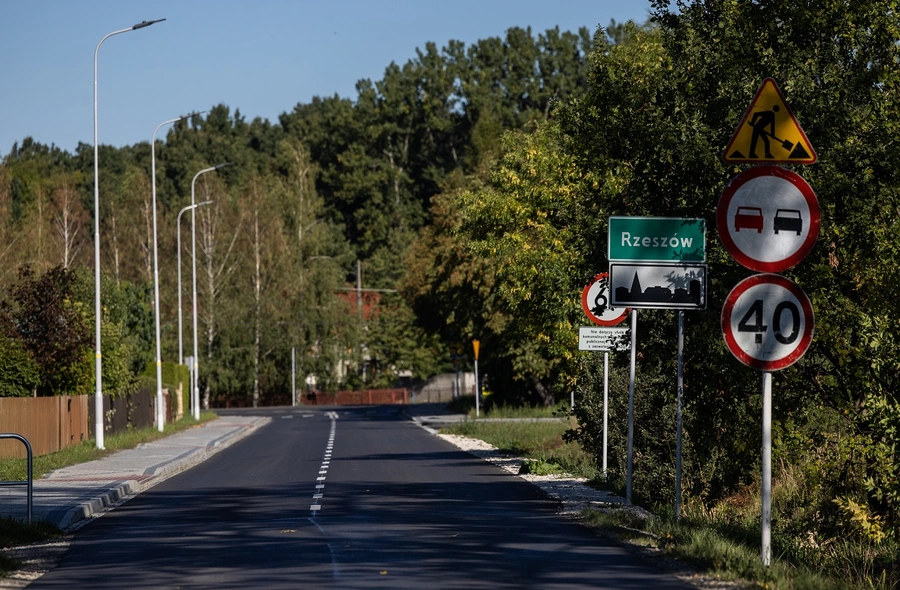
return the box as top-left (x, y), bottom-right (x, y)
top-left (603, 351), bottom-right (609, 479)
top-left (626, 310), bottom-right (637, 504)
top-left (474, 358), bottom-right (480, 418)
top-left (291, 347), bottom-right (296, 407)
top-left (473, 340), bottom-right (481, 417)
top-left (761, 370), bottom-right (773, 567)
top-left (185, 356), bottom-right (194, 417)
top-left (676, 311), bottom-right (684, 521)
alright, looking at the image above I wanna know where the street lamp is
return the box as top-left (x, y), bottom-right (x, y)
top-left (191, 163), bottom-right (232, 419)
top-left (151, 112), bottom-right (201, 432)
top-left (177, 201), bottom-right (212, 367)
top-left (93, 18), bottom-right (165, 450)
top-left (177, 201), bottom-right (211, 420)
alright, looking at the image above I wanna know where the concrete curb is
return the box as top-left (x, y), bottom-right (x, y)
top-left (57, 480), bottom-right (140, 530)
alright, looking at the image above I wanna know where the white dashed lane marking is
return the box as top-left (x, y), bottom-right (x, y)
top-left (310, 411), bottom-right (338, 516)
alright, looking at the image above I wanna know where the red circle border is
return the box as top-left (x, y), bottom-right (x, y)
top-left (581, 272), bottom-right (629, 326)
top-left (717, 166), bottom-right (820, 272)
top-left (721, 273), bottom-right (814, 371)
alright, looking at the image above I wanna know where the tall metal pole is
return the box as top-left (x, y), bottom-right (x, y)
top-left (151, 112), bottom-right (200, 432)
top-left (176, 201), bottom-right (211, 366)
top-left (92, 18), bottom-right (165, 449)
top-left (292, 347), bottom-right (296, 406)
top-left (356, 259), bottom-right (363, 317)
top-left (676, 310), bottom-right (684, 520)
top-left (761, 370), bottom-right (773, 567)
top-left (191, 164), bottom-right (231, 419)
top-left (473, 339), bottom-right (481, 418)
top-left (603, 350), bottom-right (609, 479)
top-left (626, 309), bottom-right (637, 504)
top-left (474, 358), bottom-right (480, 418)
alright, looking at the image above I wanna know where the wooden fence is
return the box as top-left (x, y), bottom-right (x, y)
top-left (0, 389), bottom-right (171, 459)
top-left (0, 395), bottom-right (89, 459)
top-left (411, 388), bottom-right (463, 404)
top-left (303, 388), bottom-right (409, 406)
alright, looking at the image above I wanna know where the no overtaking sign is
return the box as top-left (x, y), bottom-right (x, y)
top-left (717, 166), bottom-right (820, 272)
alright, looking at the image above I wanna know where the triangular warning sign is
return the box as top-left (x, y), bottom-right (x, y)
top-left (723, 78), bottom-right (817, 164)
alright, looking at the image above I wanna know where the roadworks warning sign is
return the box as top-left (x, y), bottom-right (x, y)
top-left (723, 78), bottom-right (817, 165)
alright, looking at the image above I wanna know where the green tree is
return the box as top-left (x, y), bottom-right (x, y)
top-left (1, 266), bottom-right (91, 396)
top-left (403, 122), bottom-right (596, 406)
top-left (365, 293), bottom-right (447, 388)
top-left (543, 0), bottom-right (900, 533)
top-left (274, 137), bottom-right (357, 392)
top-left (453, 123), bottom-right (597, 405)
top-left (70, 269), bottom-right (152, 398)
top-left (0, 335), bottom-right (40, 397)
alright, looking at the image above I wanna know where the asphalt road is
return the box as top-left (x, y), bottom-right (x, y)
top-left (27, 405), bottom-right (693, 589)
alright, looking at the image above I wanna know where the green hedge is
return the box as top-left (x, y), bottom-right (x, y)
top-left (144, 361), bottom-right (190, 414)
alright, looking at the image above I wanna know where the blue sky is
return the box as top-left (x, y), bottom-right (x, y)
top-left (0, 1), bottom-right (653, 157)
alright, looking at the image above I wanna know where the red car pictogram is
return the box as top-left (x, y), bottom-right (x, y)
top-left (734, 206), bottom-right (764, 233)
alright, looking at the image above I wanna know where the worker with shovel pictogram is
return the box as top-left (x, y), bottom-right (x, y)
top-left (722, 78), bottom-right (817, 164)
top-left (748, 105), bottom-right (793, 158)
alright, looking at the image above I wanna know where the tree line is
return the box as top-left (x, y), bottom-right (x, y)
top-left (0, 24), bottom-right (597, 407)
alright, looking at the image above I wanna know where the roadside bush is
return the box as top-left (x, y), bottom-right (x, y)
top-left (0, 335), bottom-right (39, 397)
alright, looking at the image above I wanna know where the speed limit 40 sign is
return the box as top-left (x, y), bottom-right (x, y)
top-left (721, 274), bottom-right (814, 371)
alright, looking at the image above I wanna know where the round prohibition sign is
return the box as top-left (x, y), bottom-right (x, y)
top-left (717, 166), bottom-right (820, 272)
top-left (721, 274), bottom-right (814, 371)
top-left (581, 272), bottom-right (629, 326)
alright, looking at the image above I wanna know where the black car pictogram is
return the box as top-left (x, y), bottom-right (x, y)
top-left (773, 209), bottom-right (802, 235)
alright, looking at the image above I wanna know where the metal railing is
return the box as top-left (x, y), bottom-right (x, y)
top-left (0, 434), bottom-right (33, 524)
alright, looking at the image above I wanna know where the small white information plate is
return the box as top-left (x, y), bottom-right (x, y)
top-left (578, 327), bottom-right (630, 352)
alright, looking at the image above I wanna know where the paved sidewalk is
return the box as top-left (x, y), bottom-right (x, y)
top-left (0, 415), bottom-right (271, 531)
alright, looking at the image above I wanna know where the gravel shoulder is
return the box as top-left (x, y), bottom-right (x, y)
top-left (0, 537), bottom-right (72, 589)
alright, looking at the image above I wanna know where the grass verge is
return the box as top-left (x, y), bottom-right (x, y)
top-left (582, 509), bottom-right (842, 589)
top-left (445, 395), bottom-right (570, 419)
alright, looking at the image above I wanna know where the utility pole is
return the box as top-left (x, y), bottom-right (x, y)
top-left (335, 260), bottom-right (398, 383)
top-left (356, 259), bottom-right (363, 318)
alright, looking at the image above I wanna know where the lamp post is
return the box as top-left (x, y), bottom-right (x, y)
top-left (93, 18), bottom-right (165, 450)
top-left (177, 201), bottom-right (212, 367)
top-left (151, 112), bottom-right (201, 432)
top-left (191, 163), bottom-right (232, 419)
